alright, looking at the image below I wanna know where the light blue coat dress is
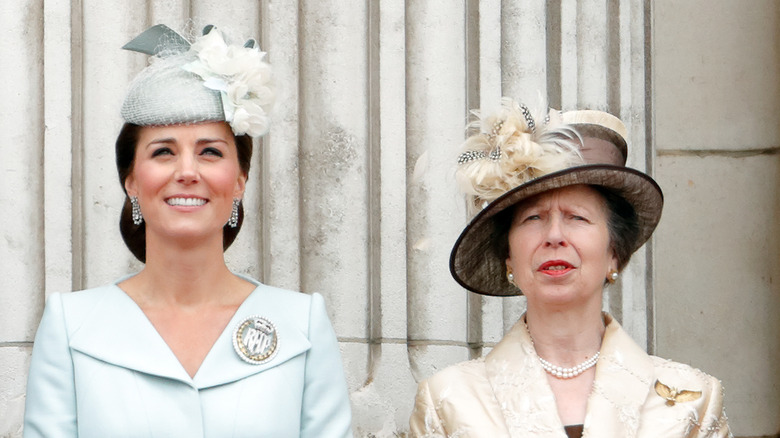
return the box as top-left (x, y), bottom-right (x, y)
top-left (23, 277), bottom-right (353, 437)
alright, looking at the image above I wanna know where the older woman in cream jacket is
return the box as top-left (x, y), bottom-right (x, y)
top-left (410, 101), bottom-right (730, 437)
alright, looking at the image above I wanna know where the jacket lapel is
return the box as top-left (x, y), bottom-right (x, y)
top-left (485, 317), bottom-right (567, 438)
top-left (582, 314), bottom-right (654, 438)
top-left (193, 284), bottom-right (311, 389)
top-left (68, 281), bottom-right (312, 389)
top-left (484, 313), bottom-right (654, 438)
top-left (68, 285), bottom-right (192, 384)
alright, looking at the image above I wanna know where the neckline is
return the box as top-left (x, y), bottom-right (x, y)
top-left (109, 275), bottom-right (263, 381)
top-left (115, 271), bottom-right (258, 308)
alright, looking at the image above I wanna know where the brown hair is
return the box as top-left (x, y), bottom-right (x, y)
top-left (115, 123), bottom-right (253, 262)
top-left (591, 185), bottom-right (639, 272)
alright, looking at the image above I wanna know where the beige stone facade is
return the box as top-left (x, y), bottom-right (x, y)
top-left (0, 1), bottom-right (777, 436)
top-left (653, 1), bottom-right (780, 434)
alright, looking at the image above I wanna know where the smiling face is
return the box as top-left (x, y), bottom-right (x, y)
top-left (124, 121), bottom-right (247, 249)
top-left (505, 185), bottom-right (617, 307)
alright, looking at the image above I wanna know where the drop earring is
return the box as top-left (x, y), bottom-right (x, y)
top-left (228, 198), bottom-right (240, 228)
top-left (130, 196), bottom-right (143, 225)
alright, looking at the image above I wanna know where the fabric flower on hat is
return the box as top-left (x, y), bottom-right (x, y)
top-left (456, 98), bottom-right (583, 215)
top-left (182, 28), bottom-right (275, 137)
top-left (231, 101), bottom-right (271, 138)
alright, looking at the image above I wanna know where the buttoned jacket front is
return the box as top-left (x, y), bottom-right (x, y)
top-left (24, 278), bottom-right (353, 437)
top-left (410, 314), bottom-right (730, 438)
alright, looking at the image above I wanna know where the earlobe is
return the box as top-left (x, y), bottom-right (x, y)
top-left (607, 252), bottom-right (619, 283)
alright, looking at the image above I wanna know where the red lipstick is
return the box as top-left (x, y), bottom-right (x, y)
top-left (538, 260), bottom-right (574, 276)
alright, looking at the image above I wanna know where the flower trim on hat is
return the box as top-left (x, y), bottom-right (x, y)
top-left (456, 98), bottom-right (583, 215)
top-left (182, 28), bottom-right (274, 137)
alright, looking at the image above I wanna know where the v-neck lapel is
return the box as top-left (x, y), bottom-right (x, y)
top-left (67, 279), bottom-right (313, 389)
top-left (484, 317), bottom-right (567, 437)
top-left (483, 313), bottom-right (655, 437)
top-left (581, 314), bottom-right (654, 437)
top-left (193, 282), bottom-right (312, 389)
top-left (68, 285), bottom-right (193, 384)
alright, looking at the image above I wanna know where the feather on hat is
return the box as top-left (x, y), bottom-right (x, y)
top-left (449, 98), bottom-right (663, 296)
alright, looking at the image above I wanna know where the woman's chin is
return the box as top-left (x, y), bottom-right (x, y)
top-left (148, 224), bottom-right (225, 246)
top-left (526, 286), bottom-right (600, 307)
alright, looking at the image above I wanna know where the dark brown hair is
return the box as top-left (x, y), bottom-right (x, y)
top-left (591, 185), bottom-right (639, 271)
top-left (116, 123), bottom-right (253, 262)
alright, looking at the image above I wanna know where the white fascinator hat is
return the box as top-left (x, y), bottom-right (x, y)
top-left (121, 23), bottom-right (274, 137)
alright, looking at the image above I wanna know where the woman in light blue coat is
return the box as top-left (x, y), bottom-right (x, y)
top-left (24, 24), bottom-right (352, 437)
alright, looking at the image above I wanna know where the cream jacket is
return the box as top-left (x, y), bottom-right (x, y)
top-left (410, 314), bottom-right (730, 437)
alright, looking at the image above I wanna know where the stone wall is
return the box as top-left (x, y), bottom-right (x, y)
top-left (652, 0), bottom-right (780, 435)
top-left (0, 1), bottom-right (777, 436)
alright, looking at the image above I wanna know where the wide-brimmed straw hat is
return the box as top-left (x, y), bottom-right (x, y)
top-left (449, 99), bottom-right (663, 296)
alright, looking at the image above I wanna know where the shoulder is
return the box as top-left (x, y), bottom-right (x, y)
top-left (57, 283), bottom-right (119, 304)
top-left (649, 355), bottom-right (725, 399)
top-left (604, 320), bottom-right (726, 407)
top-left (244, 282), bottom-right (322, 312)
top-left (601, 315), bottom-right (724, 396)
top-left (428, 357), bottom-right (488, 381)
top-left (251, 282), bottom-right (314, 304)
top-left (241, 282), bottom-right (331, 333)
top-left (412, 358), bottom-right (509, 437)
top-left (45, 283), bottom-right (124, 333)
top-left (420, 357), bottom-right (490, 401)
top-left (637, 356), bottom-right (731, 435)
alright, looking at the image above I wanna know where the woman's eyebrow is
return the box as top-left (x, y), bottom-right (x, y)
top-left (196, 137), bottom-right (229, 145)
top-left (146, 137), bottom-right (175, 145)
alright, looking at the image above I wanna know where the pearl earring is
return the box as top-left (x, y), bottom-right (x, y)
top-left (507, 270), bottom-right (514, 284)
top-left (607, 269), bottom-right (619, 284)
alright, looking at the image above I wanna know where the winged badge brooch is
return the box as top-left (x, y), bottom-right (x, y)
top-left (654, 380), bottom-right (702, 406)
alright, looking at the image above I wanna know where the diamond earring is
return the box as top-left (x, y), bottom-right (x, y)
top-left (228, 198), bottom-right (240, 228)
top-left (130, 196), bottom-right (143, 225)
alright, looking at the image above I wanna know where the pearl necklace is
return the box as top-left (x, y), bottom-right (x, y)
top-left (525, 320), bottom-right (600, 379)
top-left (537, 351), bottom-right (599, 379)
